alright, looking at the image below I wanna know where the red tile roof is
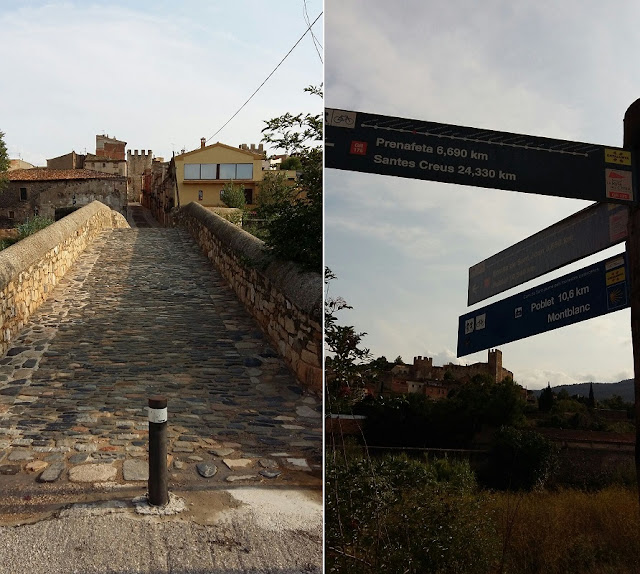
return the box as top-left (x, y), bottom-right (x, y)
top-left (5, 168), bottom-right (123, 181)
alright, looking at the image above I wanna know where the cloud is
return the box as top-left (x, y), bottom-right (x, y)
top-left (326, 214), bottom-right (445, 261)
top-left (1, 2), bottom-right (323, 165)
top-left (517, 368), bottom-right (581, 390)
top-left (325, 0), bottom-right (636, 393)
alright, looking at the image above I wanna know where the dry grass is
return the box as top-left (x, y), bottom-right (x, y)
top-left (489, 487), bottom-right (640, 574)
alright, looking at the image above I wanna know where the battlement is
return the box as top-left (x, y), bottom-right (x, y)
top-left (127, 149), bottom-right (153, 159)
top-left (413, 356), bottom-right (433, 368)
top-left (239, 143), bottom-right (265, 155)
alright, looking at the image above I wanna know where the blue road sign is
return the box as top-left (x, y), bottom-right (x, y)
top-left (326, 108), bottom-right (636, 204)
top-left (457, 253), bottom-right (629, 357)
top-left (468, 202), bottom-right (630, 305)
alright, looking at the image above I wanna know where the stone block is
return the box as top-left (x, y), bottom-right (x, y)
top-left (69, 463), bottom-right (117, 483)
top-left (38, 462), bottom-right (65, 482)
top-left (123, 459), bottom-right (148, 481)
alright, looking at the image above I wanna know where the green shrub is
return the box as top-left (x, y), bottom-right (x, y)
top-left (484, 426), bottom-right (559, 491)
top-left (17, 216), bottom-right (53, 240)
top-left (220, 182), bottom-right (246, 209)
top-left (0, 238), bottom-right (16, 250)
top-left (326, 452), bottom-right (500, 573)
top-left (207, 207), bottom-right (242, 226)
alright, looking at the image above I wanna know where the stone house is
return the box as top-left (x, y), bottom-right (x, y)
top-left (0, 168), bottom-right (127, 226)
top-left (47, 135), bottom-right (140, 201)
top-left (83, 153), bottom-right (127, 178)
top-left (95, 134), bottom-right (126, 160)
top-left (46, 151), bottom-right (85, 170)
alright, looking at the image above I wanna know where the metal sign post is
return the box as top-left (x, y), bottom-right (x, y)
top-left (623, 99), bottom-right (640, 506)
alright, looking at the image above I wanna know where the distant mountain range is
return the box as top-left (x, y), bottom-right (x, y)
top-left (532, 379), bottom-right (634, 403)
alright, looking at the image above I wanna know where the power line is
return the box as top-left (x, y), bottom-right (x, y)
top-left (206, 11), bottom-right (323, 144)
top-left (304, 0), bottom-right (323, 63)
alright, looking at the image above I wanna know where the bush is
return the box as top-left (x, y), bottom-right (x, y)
top-left (326, 453), bottom-right (499, 573)
top-left (483, 426), bottom-right (559, 491)
top-left (220, 182), bottom-right (246, 209)
top-left (17, 216), bottom-right (54, 240)
top-left (207, 207), bottom-right (242, 226)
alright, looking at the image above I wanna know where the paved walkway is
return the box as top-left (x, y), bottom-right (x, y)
top-left (0, 224), bottom-right (322, 490)
top-left (127, 202), bottom-right (161, 228)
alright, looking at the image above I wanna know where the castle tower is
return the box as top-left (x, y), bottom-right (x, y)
top-left (487, 349), bottom-right (503, 382)
top-left (412, 356), bottom-right (433, 379)
top-left (127, 149), bottom-right (153, 203)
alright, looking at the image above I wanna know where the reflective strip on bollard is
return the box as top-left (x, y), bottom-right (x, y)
top-left (148, 407), bottom-right (167, 424)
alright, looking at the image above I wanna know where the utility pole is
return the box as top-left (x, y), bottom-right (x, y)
top-left (623, 98), bottom-right (640, 506)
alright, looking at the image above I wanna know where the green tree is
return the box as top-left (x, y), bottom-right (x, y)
top-left (279, 156), bottom-right (302, 170)
top-left (485, 377), bottom-right (526, 427)
top-left (600, 394), bottom-right (631, 410)
top-left (0, 131), bottom-right (9, 192)
top-left (255, 171), bottom-right (295, 217)
top-left (538, 383), bottom-right (554, 412)
top-left (220, 182), bottom-right (245, 209)
top-left (324, 268), bottom-right (372, 411)
top-left (394, 355), bottom-right (404, 365)
top-left (588, 382), bottom-right (596, 409)
top-left (260, 85), bottom-right (322, 272)
top-left (369, 355), bottom-right (393, 372)
top-left (485, 426), bottom-right (559, 490)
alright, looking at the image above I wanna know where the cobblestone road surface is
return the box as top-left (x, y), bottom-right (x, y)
top-left (0, 225), bottom-right (322, 489)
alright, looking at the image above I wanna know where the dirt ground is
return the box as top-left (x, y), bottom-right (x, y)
top-left (0, 468), bottom-right (322, 527)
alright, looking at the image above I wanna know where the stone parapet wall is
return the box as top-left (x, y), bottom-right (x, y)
top-left (0, 201), bottom-right (128, 355)
top-left (174, 202), bottom-right (322, 393)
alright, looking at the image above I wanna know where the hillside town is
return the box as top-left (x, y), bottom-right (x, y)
top-left (375, 349), bottom-right (516, 397)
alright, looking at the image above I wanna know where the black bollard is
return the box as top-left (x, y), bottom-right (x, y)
top-left (148, 396), bottom-right (168, 506)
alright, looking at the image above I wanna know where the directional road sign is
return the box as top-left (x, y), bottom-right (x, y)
top-left (468, 202), bottom-right (629, 305)
top-left (457, 253), bottom-right (629, 357)
top-left (326, 108), bottom-right (636, 203)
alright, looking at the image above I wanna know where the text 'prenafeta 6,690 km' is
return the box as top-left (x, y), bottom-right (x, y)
top-left (325, 108), bottom-right (636, 204)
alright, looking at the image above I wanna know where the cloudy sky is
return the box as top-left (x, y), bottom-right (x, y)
top-left (324, 0), bottom-right (640, 390)
top-left (1, 0), bottom-right (323, 165)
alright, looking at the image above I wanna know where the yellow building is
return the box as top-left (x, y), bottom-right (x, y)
top-left (174, 139), bottom-right (266, 208)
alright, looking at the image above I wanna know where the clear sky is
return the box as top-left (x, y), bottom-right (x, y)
top-left (1, 0), bottom-right (323, 165)
top-left (324, 0), bottom-right (640, 390)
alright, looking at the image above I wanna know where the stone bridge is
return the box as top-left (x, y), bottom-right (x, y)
top-left (0, 201), bottom-right (322, 493)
